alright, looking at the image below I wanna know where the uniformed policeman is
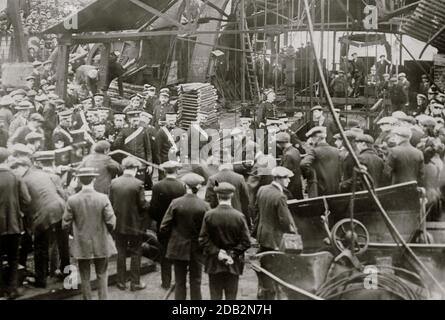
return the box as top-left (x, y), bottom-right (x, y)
top-left (52, 109), bottom-right (74, 150)
top-left (108, 112), bottom-right (127, 143)
top-left (152, 92), bottom-right (175, 130)
top-left (123, 94), bottom-right (144, 114)
top-left (143, 85), bottom-right (157, 114)
top-left (199, 182), bottom-right (251, 300)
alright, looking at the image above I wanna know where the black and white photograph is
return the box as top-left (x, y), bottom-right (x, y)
top-left (0, 0), bottom-right (445, 305)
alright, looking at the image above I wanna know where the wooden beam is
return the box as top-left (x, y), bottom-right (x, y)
top-left (129, 0), bottom-right (183, 29)
top-left (7, 0), bottom-right (27, 62)
top-left (99, 43), bottom-right (110, 91)
top-left (381, 1), bottom-right (420, 21)
top-left (55, 40), bottom-right (70, 99)
top-left (201, 0), bottom-right (231, 19)
top-left (137, 0), bottom-right (180, 31)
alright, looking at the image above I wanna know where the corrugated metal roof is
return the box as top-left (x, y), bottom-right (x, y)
top-left (43, 0), bottom-right (176, 34)
top-left (401, 0), bottom-right (445, 52)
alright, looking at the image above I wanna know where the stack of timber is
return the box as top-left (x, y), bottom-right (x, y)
top-left (177, 83), bottom-right (219, 130)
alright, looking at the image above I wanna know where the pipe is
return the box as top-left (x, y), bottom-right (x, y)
top-left (302, 0), bottom-right (445, 298)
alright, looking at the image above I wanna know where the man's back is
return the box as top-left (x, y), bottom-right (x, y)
top-left (110, 174), bottom-right (147, 235)
top-left (301, 142), bottom-right (342, 195)
top-left (256, 184), bottom-right (296, 250)
top-left (80, 153), bottom-right (121, 194)
top-left (63, 188), bottom-right (116, 259)
top-left (386, 142), bottom-right (424, 185)
top-left (149, 177), bottom-right (186, 224)
top-left (205, 169), bottom-right (249, 214)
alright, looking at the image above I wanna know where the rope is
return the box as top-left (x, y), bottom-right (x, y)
top-left (302, 0), bottom-right (445, 298)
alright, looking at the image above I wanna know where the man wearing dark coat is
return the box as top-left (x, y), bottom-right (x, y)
top-left (78, 141), bottom-right (121, 195)
top-left (199, 182), bottom-right (251, 300)
top-left (301, 126), bottom-right (342, 197)
top-left (0, 148), bottom-right (31, 299)
top-left (310, 105), bottom-right (338, 146)
top-left (254, 166), bottom-right (298, 300)
top-left (385, 127), bottom-right (424, 186)
top-left (10, 158), bottom-right (69, 289)
top-left (149, 161), bottom-right (186, 289)
top-left (276, 132), bottom-right (303, 199)
top-left (205, 163), bottom-right (250, 227)
top-left (356, 134), bottom-right (386, 188)
top-left (152, 92), bottom-right (175, 130)
top-left (160, 173), bottom-right (210, 300)
top-left (110, 157), bottom-right (149, 291)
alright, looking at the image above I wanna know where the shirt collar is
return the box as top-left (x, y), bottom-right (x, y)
top-left (271, 181), bottom-right (283, 193)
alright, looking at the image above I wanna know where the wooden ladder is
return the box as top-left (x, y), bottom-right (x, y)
top-left (239, 15), bottom-right (261, 101)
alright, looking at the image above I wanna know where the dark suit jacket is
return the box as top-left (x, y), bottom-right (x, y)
top-left (386, 141), bottom-right (424, 186)
top-left (0, 167), bottom-right (31, 235)
top-left (160, 193), bottom-right (210, 261)
top-left (79, 153), bottom-right (121, 195)
top-left (149, 177), bottom-right (186, 228)
top-left (358, 148), bottom-right (385, 188)
top-left (22, 167), bottom-right (66, 234)
top-left (254, 183), bottom-right (297, 250)
top-left (110, 174), bottom-right (148, 235)
top-left (199, 204), bottom-right (251, 275)
top-left (205, 168), bottom-right (250, 217)
top-left (301, 142), bottom-right (342, 196)
top-left (280, 145), bottom-right (303, 199)
top-left (113, 127), bottom-right (153, 162)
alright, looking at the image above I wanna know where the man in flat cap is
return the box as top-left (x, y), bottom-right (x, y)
top-left (355, 134), bottom-right (386, 188)
top-left (10, 157), bottom-right (69, 289)
top-left (385, 127), bottom-right (424, 185)
top-left (350, 53), bottom-right (365, 97)
top-left (275, 132), bottom-right (303, 199)
top-left (78, 140), bottom-right (121, 195)
top-left (25, 131), bottom-right (44, 153)
top-left (310, 105), bottom-right (337, 145)
top-left (149, 161), bottom-right (186, 289)
top-left (62, 167), bottom-right (116, 300)
top-left (199, 182), bottom-right (251, 300)
top-left (8, 113), bottom-right (44, 147)
top-left (416, 93), bottom-right (429, 115)
top-left (301, 126), bottom-right (342, 197)
top-left (205, 163), bottom-right (250, 227)
top-left (160, 173), bottom-right (210, 300)
top-left (110, 157), bottom-right (149, 291)
top-left (375, 116), bottom-right (398, 147)
top-left (0, 148), bottom-right (31, 299)
top-left (254, 166), bottom-right (298, 299)
top-left (9, 101), bottom-right (33, 138)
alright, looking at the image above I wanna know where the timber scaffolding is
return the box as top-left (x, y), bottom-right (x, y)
top-left (43, 0), bottom-right (440, 131)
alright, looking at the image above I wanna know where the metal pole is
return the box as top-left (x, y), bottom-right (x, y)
top-left (240, 0), bottom-right (246, 102)
top-left (302, 0), bottom-right (445, 297)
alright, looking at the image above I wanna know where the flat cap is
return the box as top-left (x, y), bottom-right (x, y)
top-left (160, 88), bottom-right (170, 94)
top-left (25, 131), bottom-right (44, 142)
top-left (27, 90), bottom-right (37, 97)
top-left (140, 112), bottom-right (153, 119)
top-left (58, 109), bottom-right (73, 118)
top-left (392, 111), bottom-right (410, 122)
top-left (275, 132), bottom-right (290, 143)
top-left (15, 101), bottom-right (33, 110)
top-left (266, 117), bottom-right (280, 126)
top-left (0, 147), bottom-right (10, 163)
top-left (377, 116), bottom-right (398, 125)
top-left (10, 89), bottom-right (27, 97)
top-left (181, 173), bottom-right (205, 188)
top-left (391, 126), bottom-right (412, 139)
top-left (93, 140), bottom-right (111, 154)
top-left (54, 99), bottom-right (65, 105)
top-left (33, 151), bottom-right (55, 161)
top-left (160, 160), bottom-right (182, 170)
top-left (398, 72), bottom-right (406, 78)
top-left (416, 115), bottom-right (437, 127)
top-left (76, 167), bottom-right (100, 177)
top-left (271, 166), bottom-right (294, 178)
top-left (32, 61), bottom-right (42, 67)
top-left (355, 134), bottom-right (374, 144)
top-left (159, 92), bottom-right (170, 98)
top-left (130, 93), bottom-right (143, 100)
top-left (122, 156), bottom-right (142, 169)
top-left (47, 85), bottom-right (56, 91)
top-left (214, 182), bottom-right (236, 194)
top-left (0, 96), bottom-right (13, 106)
top-left (47, 93), bottom-right (59, 100)
top-left (311, 105), bottom-right (323, 112)
top-left (417, 93), bottom-right (427, 100)
top-left (29, 113), bottom-right (44, 122)
top-left (35, 94), bottom-right (48, 102)
top-left (25, 75), bottom-right (35, 81)
top-left (10, 143), bottom-right (33, 155)
top-left (306, 126), bottom-right (326, 138)
top-left (125, 110), bottom-right (141, 117)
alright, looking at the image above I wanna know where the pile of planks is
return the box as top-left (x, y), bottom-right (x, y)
top-left (177, 83), bottom-right (219, 130)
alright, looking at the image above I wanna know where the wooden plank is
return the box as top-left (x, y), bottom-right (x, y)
top-left (55, 43), bottom-right (70, 99)
top-left (7, 0), bottom-right (27, 62)
top-left (129, 0), bottom-right (183, 28)
top-left (99, 43), bottom-right (111, 92)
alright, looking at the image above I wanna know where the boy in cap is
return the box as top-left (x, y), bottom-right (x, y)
top-left (355, 134), bottom-right (385, 188)
top-left (110, 157), bottom-right (149, 291)
top-left (199, 182), bottom-right (251, 300)
top-left (160, 173), bottom-right (211, 300)
top-left (62, 168), bottom-right (116, 300)
top-left (149, 161), bottom-right (186, 289)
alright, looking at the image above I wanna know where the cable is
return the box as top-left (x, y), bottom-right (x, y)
top-left (302, 0), bottom-right (445, 297)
